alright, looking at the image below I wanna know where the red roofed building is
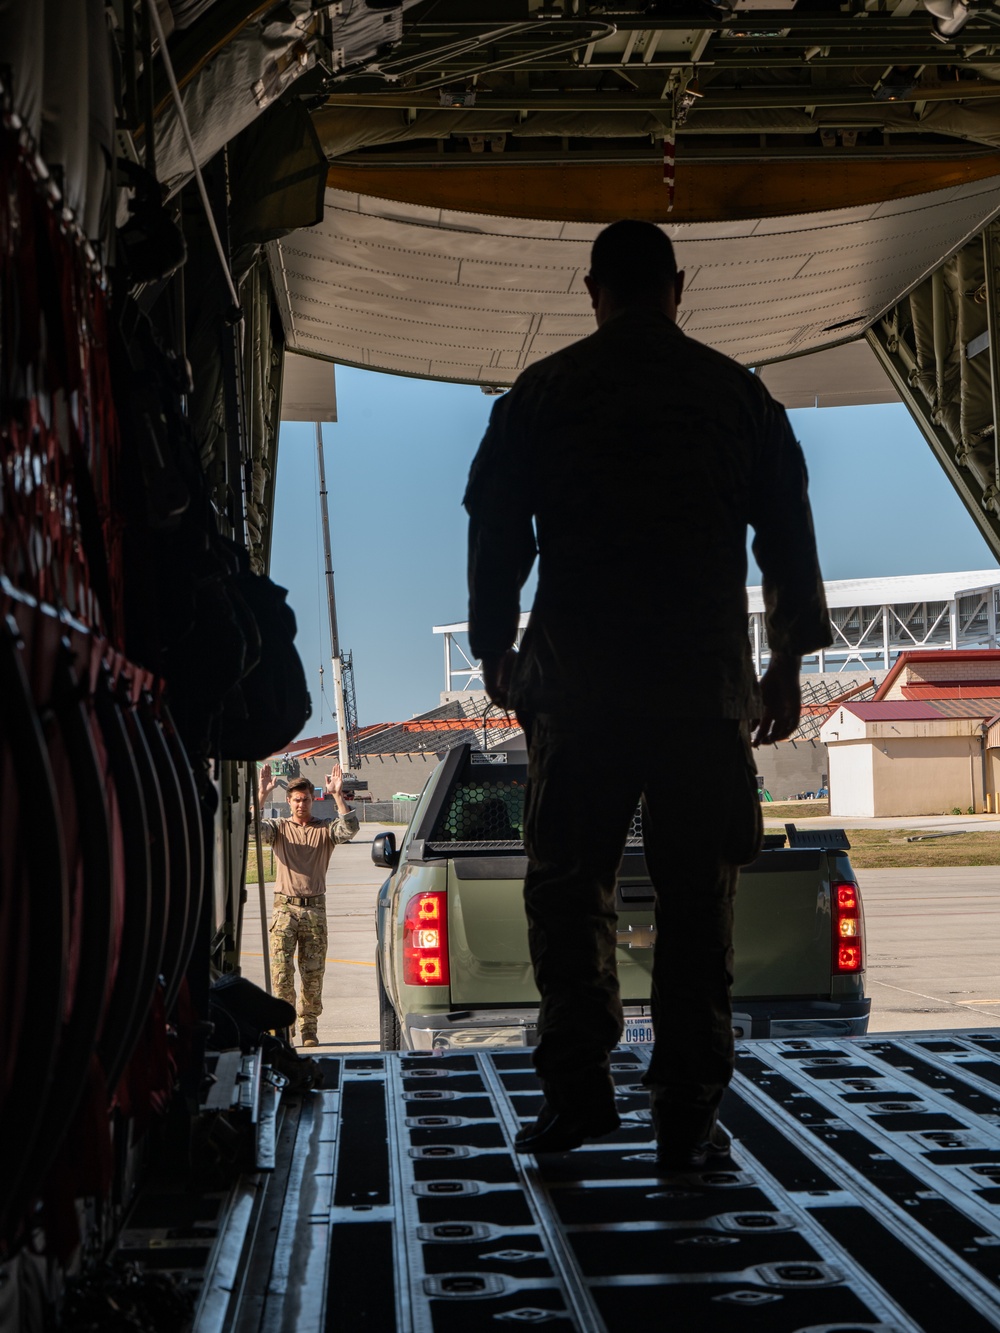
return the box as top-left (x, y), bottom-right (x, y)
top-left (263, 697), bottom-right (525, 806)
top-left (820, 650), bottom-right (1000, 816)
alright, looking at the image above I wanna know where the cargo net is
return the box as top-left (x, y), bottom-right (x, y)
top-left (428, 778), bottom-right (526, 850)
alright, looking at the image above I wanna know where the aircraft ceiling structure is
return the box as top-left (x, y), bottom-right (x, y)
top-left (269, 177), bottom-right (1000, 385)
top-left (226, 0), bottom-right (1000, 397)
top-left (314, 0), bottom-right (1000, 200)
top-left (139, 1), bottom-right (1000, 539)
top-left (136, 1), bottom-right (1000, 390)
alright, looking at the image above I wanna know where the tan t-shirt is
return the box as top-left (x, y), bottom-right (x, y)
top-left (259, 812), bottom-right (360, 898)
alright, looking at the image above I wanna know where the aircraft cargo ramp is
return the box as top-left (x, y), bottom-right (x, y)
top-left (124, 1035), bottom-right (1000, 1332)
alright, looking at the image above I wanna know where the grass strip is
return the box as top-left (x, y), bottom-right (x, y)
top-left (806, 827), bottom-right (1000, 869)
top-left (759, 800), bottom-right (829, 820)
top-left (245, 848), bottom-right (276, 884)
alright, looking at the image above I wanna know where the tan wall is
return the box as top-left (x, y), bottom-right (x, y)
top-left (298, 752), bottom-right (442, 803)
top-left (868, 734), bottom-right (983, 816)
top-left (910, 658), bottom-right (1000, 683)
top-left (828, 741), bottom-right (876, 817)
top-left (821, 708), bottom-right (868, 742)
top-left (752, 740), bottom-right (828, 801)
top-left (986, 747), bottom-right (1000, 814)
top-left (884, 657), bottom-right (1000, 698)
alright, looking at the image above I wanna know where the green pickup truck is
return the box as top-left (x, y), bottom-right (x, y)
top-left (373, 741), bottom-right (870, 1051)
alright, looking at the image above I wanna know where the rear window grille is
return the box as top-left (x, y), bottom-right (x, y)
top-left (428, 776), bottom-right (644, 849)
top-left (627, 806), bottom-right (642, 846)
top-left (430, 778), bottom-right (525, 844)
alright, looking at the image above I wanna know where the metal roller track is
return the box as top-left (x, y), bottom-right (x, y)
top-left (168, 1035), bottom-right (1000, 1332)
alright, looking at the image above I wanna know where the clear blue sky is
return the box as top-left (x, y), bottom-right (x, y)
top-left (269, 366), bottom-right (997, 734)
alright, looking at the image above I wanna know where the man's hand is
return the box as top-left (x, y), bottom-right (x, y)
top-left (482, 649), bottom-right (517, 708)
top-left (325, 764), bottom-right (352, 815)
top-left (752, 652), bottom-right (802, 747)
top-left (258, 762), bottom-right (277, 805)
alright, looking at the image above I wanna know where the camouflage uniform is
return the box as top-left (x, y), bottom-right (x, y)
top-left (259, 811), bottom-right (360, 1040)
top-left (269, 898), bottom-right (329, 1035)
top-left (465, 305), bottom-right (832, 1136)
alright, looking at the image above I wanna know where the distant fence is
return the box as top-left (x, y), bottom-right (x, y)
top-left (356, 801), bottom-right (419, 824)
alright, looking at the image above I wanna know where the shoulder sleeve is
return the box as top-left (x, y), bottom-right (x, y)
top-left (327, 812), bottom-right (360, 844)
top-left (258, 819), bottom-right (279, 846)
top-left (748, 386), bottom-right (833, 657)
top-left (464, 386), bottom-right (539, 661)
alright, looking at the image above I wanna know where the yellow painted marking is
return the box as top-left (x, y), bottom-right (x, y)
top-left (241, 952), bottom-right (375, 967)
top-left (956, 999), bottom-right (1000, 1005)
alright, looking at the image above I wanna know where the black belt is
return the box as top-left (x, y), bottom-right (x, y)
top-left (275, 894), bottom-right (325, 907)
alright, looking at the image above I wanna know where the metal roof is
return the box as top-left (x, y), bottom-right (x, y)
top-left (923, 697), bottom-right (1000, 718)
top-left (845, 698), bottom-right (1000, 721)
top-left (292, 696), bottom-right (524, 759)
top-left (435, 571), bottom-right (1000, 637)
top-left (902, 683), bottom-right (1000, 699)
top-left (844, 701), bottom-right (949, 721)
top-left (746, 569), bottom-right (1000, 614)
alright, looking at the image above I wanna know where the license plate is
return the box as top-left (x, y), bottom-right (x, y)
top-left (622, 1019), bottom-right (654, 1044)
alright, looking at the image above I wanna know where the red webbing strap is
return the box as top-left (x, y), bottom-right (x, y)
top-left (0, 105), bottom-right (121, 642)
top-left (121, 985), bottom-right (176, 1132)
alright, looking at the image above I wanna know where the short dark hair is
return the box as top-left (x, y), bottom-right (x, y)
top-left (286, 776), bottom-right (313, 797)
top-left (589, 220), bottom-right (677, 301)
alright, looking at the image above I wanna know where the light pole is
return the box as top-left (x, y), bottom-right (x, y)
top-left (316, 421), bottom-right (351, 778)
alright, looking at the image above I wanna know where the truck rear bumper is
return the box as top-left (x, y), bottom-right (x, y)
top-left (405, 1008), bottom-right (538, 1051)
top-left (404, 997), bottom-right (871, 1050)
top-left (736, 996), bottom-right (871, 1039)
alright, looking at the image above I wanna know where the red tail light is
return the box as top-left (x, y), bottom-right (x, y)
top-left (833, 880), bottom-right (862, 972)
top-left (403, 890), bottom-right (450, 986)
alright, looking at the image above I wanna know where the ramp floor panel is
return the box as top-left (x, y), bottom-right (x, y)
top-left (191, 1033), bottom-right (1000, 1332)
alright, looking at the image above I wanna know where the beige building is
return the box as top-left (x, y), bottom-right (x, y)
top-left (820, 650), bottom-right (1000, 817)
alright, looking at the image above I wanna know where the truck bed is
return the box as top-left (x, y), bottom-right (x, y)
top-left (125, 1033), bottom-right (1000, 1331)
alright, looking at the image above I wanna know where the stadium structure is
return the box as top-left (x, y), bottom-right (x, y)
top-left (429, 570), bottom-right (1000, 798)
top-left (274, 571), bottom-right (1000, 807)
top-left (433, 570), bottom-right (1000, 690)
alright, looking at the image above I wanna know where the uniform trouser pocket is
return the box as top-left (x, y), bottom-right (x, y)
top-left (296, 911), bottom-right (328, 1022)
top-left (638, 720), bottom-right (756, 1118)
top-left (269, 908), bottom-right (298, 1007)
top-left (721, 724), bottom-right (764, 866)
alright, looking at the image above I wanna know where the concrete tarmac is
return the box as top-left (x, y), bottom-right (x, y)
top-left (862, 864), bottom-right (1000, 1032)
top-left (238, 823), bottom-right (1000, 1050)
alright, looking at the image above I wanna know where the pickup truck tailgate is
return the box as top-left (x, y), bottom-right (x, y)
top-left (447, 857), bottom-right (538, 1007)
top-left (447, 848), bottom-right (840, 1006)
top-left (734, 849), bottom-right (834, 999)
top-left (447, 855), bottom-right (667, 1007)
